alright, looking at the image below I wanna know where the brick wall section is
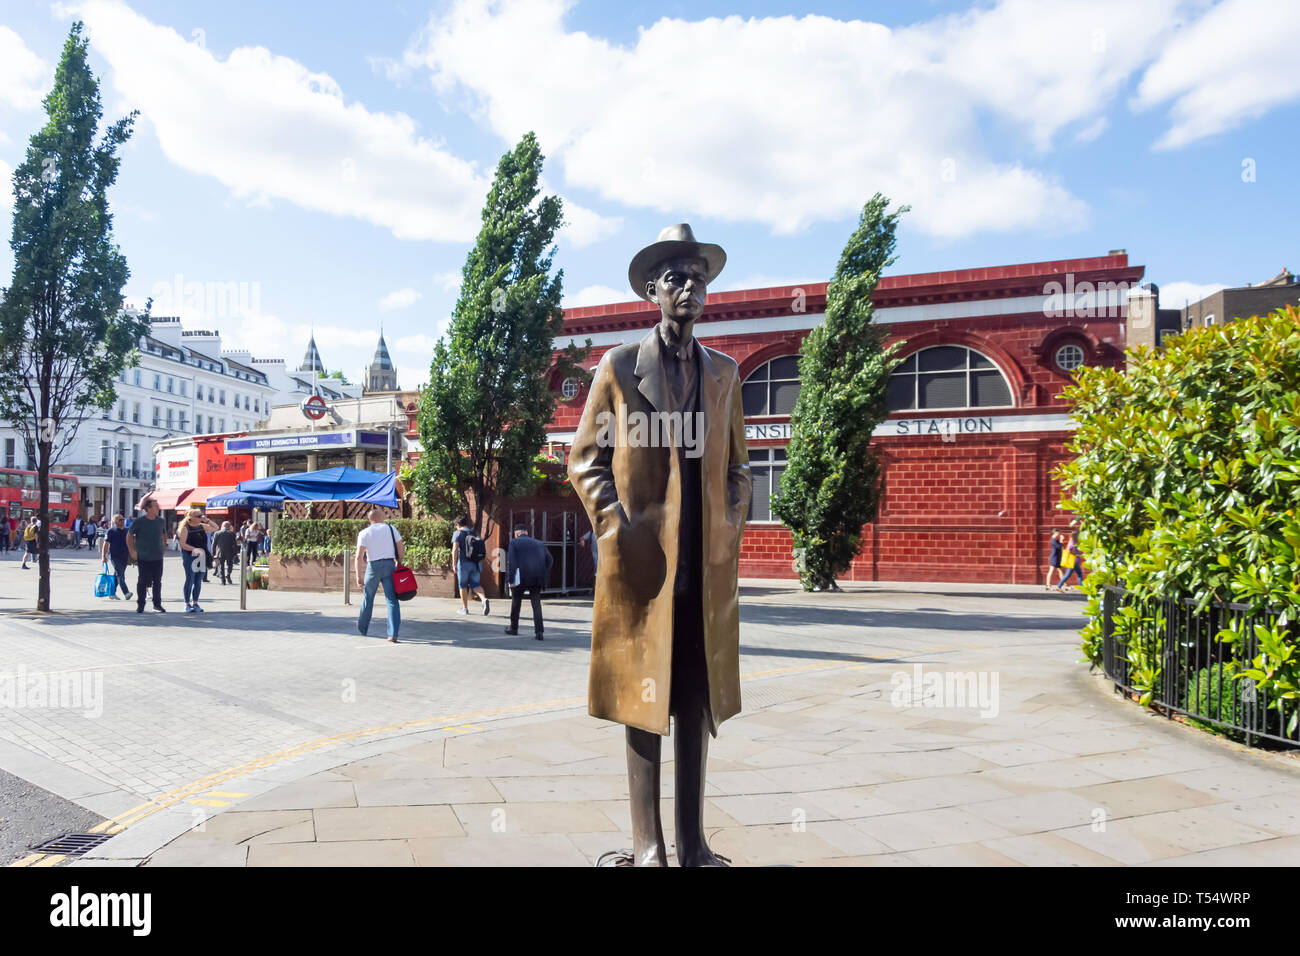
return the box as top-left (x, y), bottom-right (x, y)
top-left (739, 433), bottom-right (1077, 584)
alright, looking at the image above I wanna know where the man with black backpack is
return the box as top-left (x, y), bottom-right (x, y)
top-left (451, 515), bottom-right (490, 616)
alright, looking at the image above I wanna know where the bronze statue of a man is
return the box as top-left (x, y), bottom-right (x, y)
top-left (569, 224), bottom-right (752, 866)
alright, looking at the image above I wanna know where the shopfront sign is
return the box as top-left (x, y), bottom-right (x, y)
top-left (157, 448), bottom-right (196, 488)
top-left (197, 439), bottom-right (253, 483)
top-left (224, 429), bottom-right (389, 454)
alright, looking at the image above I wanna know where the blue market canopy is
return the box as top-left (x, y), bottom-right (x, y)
top-left (353, 471), bottom-right (399, 508)
top-left (203, 491), bottom-right (286, 511)
top-left (235, 466), bottom-right (390, 502)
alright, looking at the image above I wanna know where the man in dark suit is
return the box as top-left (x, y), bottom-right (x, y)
top-left (505, 525), bottom-right (552, 640)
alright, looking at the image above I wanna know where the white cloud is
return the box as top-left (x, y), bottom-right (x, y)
top-left (0, 26), bottom-right (48, 111)
top-left (65, 0), bottom-right (619, 248)
top-left (1073, 117), bottom-right (1109, 144)
top-left (563, 284), bottom-right (628, 308)
top-left (379, 287), bottom-right (422, 310)
top-left (1135, 0), bottom-right (1300, 149)
top-left (433, 270), bottom-right (462, 292)
top-left (68, 0), bottom-right (486, 241)
top-left (0, 160), bottom-right (12, 210)
top-left (400, 0), bottom-right (1204, 238)
top-left (401, 0), bottom-right (1300, 238)
top-left (392, 332), bottom-right (438, 382)
top-left (557, 198), bottom-right (622, 246)
top-left (1157, 281), bottom-right (1229, 308)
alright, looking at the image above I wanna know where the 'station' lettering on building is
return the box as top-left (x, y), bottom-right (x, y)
top-left (892, 417), bottom-right (993, 436)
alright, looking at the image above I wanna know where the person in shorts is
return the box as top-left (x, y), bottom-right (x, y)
top-left (20, 518), bottom-right (40, 569)
top-left (451, 515), bottom-right (489, 616)
top-left (1044, 530), bottom-right (1064, 590)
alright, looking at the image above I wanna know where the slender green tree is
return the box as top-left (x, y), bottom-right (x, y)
top-left (0, 22), bottom-right (147, 611)
top-left (412, 132), bottom-right (588, 534)
top-left (771, 193), bottom-right (908, 591)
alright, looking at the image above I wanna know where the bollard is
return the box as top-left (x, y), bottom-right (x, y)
top-left (239, 542), bottom-right (247, 610)
top-left (343, 549), bottom-right (351, 605)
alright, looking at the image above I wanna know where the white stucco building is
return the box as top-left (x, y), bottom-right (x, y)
top-left (0, 315), bottom-right (277, 518)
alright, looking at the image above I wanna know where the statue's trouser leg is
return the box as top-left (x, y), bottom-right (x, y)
top-left (625, 726), bottom-right (667, 866)
top-left (673, 698), bottom-right (710, 863)
top-left (669, 588), bottom-right (713, 864)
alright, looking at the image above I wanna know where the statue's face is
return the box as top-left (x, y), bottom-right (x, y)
top-left (647, 257), bottom-right (708, 327)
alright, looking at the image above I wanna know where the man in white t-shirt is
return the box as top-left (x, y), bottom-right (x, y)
top-left (354, 507), bottom-right (405, 643)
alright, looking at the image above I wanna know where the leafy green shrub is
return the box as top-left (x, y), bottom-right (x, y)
top-left (273, 518), bottom-right (454, 571)
top-left (1060, 306), bottom-right (1300, 718)
top-left (1184, 663), bottom-right (1247, 739)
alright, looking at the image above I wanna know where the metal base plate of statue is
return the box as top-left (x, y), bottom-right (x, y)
top-left (569, 224), bottom-right (752, 867)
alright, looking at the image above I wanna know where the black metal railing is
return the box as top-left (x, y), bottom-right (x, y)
top-left (1101, 585), bottom-right (1298, 748)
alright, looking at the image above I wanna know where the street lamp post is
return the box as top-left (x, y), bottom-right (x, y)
top-left (101, 426), bottom-right (136, 517)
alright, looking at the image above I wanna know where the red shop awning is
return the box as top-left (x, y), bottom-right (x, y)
top-left (175, 486), bottom-right (237, 512)
top-left (136, 488), bottom-right (194, 511)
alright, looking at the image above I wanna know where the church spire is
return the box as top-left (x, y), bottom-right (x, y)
top-left (363, 330), bottom-right (397, 392)
top-left (298, 334), bottom-right (324, 374)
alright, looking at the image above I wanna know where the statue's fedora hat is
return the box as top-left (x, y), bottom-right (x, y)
top-left (628, 223), bottom-right (726, 301)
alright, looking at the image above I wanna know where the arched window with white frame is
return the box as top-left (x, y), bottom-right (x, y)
top-left (886, 345), bottom-right (1013, 412)
top-left (742, 356), bottom-right (800, 417)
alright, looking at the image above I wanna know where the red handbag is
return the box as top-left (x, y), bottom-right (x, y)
top-left (388, 525), bottom-right (417, 601)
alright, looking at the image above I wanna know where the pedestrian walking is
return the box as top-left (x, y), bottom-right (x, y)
top-left (1055, 532), bottom-right (1085, 591)
top-left (99, 513), bottom-right (133, 601)
top-left (451, 515), bottom-right (489, 615)
top-left (212, 521), bottom-right (239, 584)
top-left (1044, 530), bottom-right (1065, 590)
top-left (581, 527), bottom-right (598, 581)
top-left (127, 500), bottom-right (168, 613)
top-left (177, 509), bottom-right (219, 612)
top-left (0, 516), bottom-right (9, 553)
top-left (84, 517), bottom-right (98, 551)
top-left (243, 522), bottom-right (263, 567)
top-left (354, 507), bottom-right (403, 642)
top-left (20, 518), bottom-right (40, 569)
top-left (504, 525), bottom-right (552, 640)
top-left (71, 515), bottom-right (83, 549)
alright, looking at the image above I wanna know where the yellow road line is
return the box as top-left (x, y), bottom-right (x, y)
top-left (203, 791), bottom-right (248, 798)
top-left (48, 655), bottom-right (883, 847)
top-left (186, 798), bottom-right (229, 807)
top-left (32, 854), bottom-right (65, 867)
top-left (9, 853), bottom-right (44, 867)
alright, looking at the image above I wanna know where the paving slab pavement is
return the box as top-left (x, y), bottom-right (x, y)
top-left (134, 644), bottom-right (1300, 867)
top-left (5, 552), bottom-right (1299, 867)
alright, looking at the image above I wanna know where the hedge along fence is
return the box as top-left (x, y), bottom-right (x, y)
top-left (1059, 306), bottom-right (1300, 740)
top-left (273, 518), bottom-right (454, 572)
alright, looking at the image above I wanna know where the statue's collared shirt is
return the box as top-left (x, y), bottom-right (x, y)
top-left (656, 326), bottom-right (702, 596)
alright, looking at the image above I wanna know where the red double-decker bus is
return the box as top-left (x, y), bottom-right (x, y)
top-left (0, 468), bottom-right (80, 531)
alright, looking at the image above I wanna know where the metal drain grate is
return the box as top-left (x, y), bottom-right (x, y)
top-left (30, 833), bottom-right (111, 857)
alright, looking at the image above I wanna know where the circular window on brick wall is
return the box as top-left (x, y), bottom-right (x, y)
top-left (560, 377), bottom-right (580, 400)
top-left (1054, 343), bottom-right (1085, 372)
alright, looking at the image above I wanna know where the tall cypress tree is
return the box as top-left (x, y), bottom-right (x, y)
top-left (412, 132), bottom-right (588, 533)
top-left (0, 23), bottom-right (147, 611)
top-left (771, 194), bottom-right (907, 591)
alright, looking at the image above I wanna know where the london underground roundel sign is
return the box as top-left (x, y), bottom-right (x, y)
top-left (300, 395), bottom-right (328, 421)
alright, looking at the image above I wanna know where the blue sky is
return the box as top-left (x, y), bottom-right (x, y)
top-left (1, 0), bottom-right (1296, 388)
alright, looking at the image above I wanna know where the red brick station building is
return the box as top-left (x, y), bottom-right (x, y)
top-left (540, 252), bottom-right (1143, 586)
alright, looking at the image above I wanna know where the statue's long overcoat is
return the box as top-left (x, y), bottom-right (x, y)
top-left (568, 328), bottom-right (752, 736)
